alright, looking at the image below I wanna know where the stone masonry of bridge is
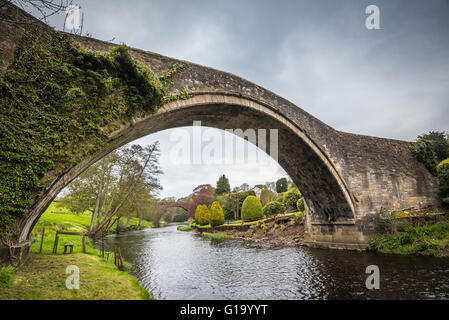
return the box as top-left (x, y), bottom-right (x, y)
top-left (0, 4), bottom-right (441, 262)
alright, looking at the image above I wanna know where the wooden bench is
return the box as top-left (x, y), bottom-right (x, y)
top-left (63, 243), bottom-right (74, 254)
top-left (52, 232), bottom-right (87, 254)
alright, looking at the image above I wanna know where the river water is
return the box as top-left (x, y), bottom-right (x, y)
top-left (101, 224), bottom-right (449, 300)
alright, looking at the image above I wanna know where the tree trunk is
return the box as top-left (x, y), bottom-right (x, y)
top-left (124, 214), bottom-right (131, 229)
top-left (90, 159), bottom-right (105, 232)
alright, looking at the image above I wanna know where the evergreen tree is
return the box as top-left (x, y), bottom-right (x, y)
top-left (195, 204), bottom-right (210, 226)
top-left (276, 178), bottom-right (288, 193)
top-left (215, 174), bottom-right (231, 195)
top-left (241, 196), bottom-right (263, 221)
top-left (209, 201), bottom-right (225, 227)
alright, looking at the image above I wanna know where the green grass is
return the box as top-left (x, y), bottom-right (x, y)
top-left (201, 232), bottom-right (231, 240)
top-left (30, 202), bottom-right (153, 254)
top-left (0, 201), bottom-right (154, 300)
top-left (177, 225), bottom-right (193, 232)
top-left (0, 266), bottom-right (15, 288)
top-left (368, 214), bottom-right (449, 257)
top-left (0, 254), bottom-right (152, 300)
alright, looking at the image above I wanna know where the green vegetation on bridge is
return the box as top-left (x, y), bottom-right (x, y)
top-left (0, 27), bottom-right (189, 236)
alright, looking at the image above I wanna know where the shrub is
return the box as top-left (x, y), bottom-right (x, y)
top-left (437, 159), bottom-right (449, 198)
top-left (263, 201), bottom-right (285, 217)
top-left (194, 205), bottom-right (201, 223)
top-left (296, 198), bottom-right (305, 211)
top-left (209, 201), bottom-right (225, 227)
top-left (216, 190), bottom-right (257, 221)
top-left (194, 205), bottom-right (210, 226)
top-left (283, 189), bottom-right (301, 211)
top-left (0, 266), bottom-right (15, 288)
top-left (241, 196), bottom-right (263, 221)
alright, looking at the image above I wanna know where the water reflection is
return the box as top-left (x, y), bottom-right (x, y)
top-left (101, 224), bottom-right (449, 300)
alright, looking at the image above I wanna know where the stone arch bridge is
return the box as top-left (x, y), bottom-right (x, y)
top-left (0, 4), bottom-right (441, 261)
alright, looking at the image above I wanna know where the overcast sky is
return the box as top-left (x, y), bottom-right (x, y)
top-left (35, 0), bottom-right (449, 198)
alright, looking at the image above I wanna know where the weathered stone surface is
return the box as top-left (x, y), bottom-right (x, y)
top-left (0, 3), bottom-right (441, 261)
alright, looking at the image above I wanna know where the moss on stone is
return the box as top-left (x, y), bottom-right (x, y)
top-left (0, 29), bottom-right (189, 235)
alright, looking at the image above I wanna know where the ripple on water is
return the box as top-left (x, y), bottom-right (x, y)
top-left (102, 225), bottom-right (449, 300)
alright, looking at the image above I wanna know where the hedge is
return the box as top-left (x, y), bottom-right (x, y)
top-left (241, 196), bottom-right (263, 221)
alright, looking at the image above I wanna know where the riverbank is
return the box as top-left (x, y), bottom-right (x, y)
top-left (368, 212), bottom-right (449, 258)
top-left (0, 253), bottom-right (151, 300)
top-left (29, 203), bottom-right (153, 254)
top-left (197, 213), bottom-right (306, 247)
top-left (0, 204), bottom-right (154, 300)
top-left (195, 211), bottom-right (449, 258)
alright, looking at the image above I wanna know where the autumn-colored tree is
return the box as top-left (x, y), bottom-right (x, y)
top-left (191, 184), bottom-right (215, 207)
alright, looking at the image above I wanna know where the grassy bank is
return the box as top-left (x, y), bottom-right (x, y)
top-left (30, 202), bottom-right (153, 254)
top-left (368, 214), bottom-right (449, 257)
top-left (201, 232), bottom-right (231, 240)
top-left (177, 225), bottom-right (193, 232)
top-left (1, 202), bottom-right (154, 300)
top-left (0, 254), bottom-right (151, 300)
top-left (191, 211), bottom-right (305, 229)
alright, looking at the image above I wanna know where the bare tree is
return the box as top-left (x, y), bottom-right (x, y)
top-left (0, 0), bottom-right (72, 23)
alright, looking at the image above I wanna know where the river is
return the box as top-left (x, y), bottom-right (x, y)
top-left (101, 224), bottom-right (449, 300)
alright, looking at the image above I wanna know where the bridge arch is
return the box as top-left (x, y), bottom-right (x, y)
top-left (19, 92), bottom-right (356, 244)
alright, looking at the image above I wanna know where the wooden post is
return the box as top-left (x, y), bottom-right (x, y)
top-left (82, 235), bottom-right (86, 254)
top-left (39, 227), bottom-right (45, 254)
top-left (52, 232), bottom-right (59, 254)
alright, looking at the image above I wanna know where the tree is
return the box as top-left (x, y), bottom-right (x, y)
top-left (297, 198), bottom-right (305, 211)
top-left (239, 183), bottom-right (250, 192)
top-left (276, 178), bottom-right (288, 193)
top-left (215, 174), bottom-right (231, 196)
top-left (191, 184), bottom-right (215, 207)
top-left (195, 204), bottom-right (210, 226)
top-left (265, 181), bottom-right (276, 192)
top-left (437, 159), bottom-right (449, 201)
top-left (88, 143), bottom-right (163, 238)
top-left (283, 187), bottom-right (302, 212)
top-left (241, 196), bottom-right (263, 221)
top-left (209, 201), bottom-right (224, 227)
top-left (417, 131), bottom-right (449, 162)
top-left (215, 190), bottom-right (256, 221)
top-left (263, 201), bottom-right (285, 217)
top-left (410, 131), bottom-right (449, 176)
top-left (1, 0), bottom-right (72, 23)
top-left (260, 188), bottom-right (277, 206)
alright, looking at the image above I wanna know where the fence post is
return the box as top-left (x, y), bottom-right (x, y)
top-left (39, 227), bottom-right (45, 254)
top-left (52, 232), bottom-right (59, 254)
top-left (82, 235), bottom-right (86, 253)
